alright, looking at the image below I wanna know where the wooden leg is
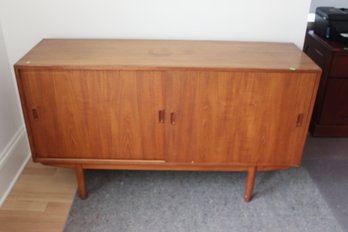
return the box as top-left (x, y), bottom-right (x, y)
top-left (75, 166), bottom-right (87, 200)
top-left (244, 166), bottom-right (257, 202)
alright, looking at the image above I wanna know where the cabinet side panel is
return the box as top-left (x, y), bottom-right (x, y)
top-left (15, 68), bottom-right (38, 161)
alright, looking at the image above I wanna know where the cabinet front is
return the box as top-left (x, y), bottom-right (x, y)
top-left (165, 71), bottom-right (317, 165)
top-left (320, 79), bottom-right (348, 125)
top-left (18, 70), bottom-right (165, 160)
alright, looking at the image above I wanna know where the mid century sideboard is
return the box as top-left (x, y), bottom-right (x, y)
top-left (14, 39), bottom-right (321, 202)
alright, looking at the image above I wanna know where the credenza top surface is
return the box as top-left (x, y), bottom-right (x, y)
top-left (15, 39), bottom-right (320, 72)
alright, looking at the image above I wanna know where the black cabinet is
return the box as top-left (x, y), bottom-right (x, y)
top-left (304, 30), bottom-right (348, 136)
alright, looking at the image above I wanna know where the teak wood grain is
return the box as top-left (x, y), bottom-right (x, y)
top-left (165, 71), bottom-right (317, 165)
top-left (19, 70), bottom-right (165, 160)
top-left (15, 39), bottom-right (320, 72)
top-left (14, 39), bottom-right (321, 202)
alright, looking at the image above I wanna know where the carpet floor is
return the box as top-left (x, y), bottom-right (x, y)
top-left (64, 167), bottom-right (342, 232)
top-left (303, 136), bottom-right (348, 232)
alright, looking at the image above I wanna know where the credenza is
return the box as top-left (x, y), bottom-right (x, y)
top-left (14, 39), bottom-right (321, 202)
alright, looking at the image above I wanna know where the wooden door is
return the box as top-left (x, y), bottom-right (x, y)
top-left (19, 70), bottom-right (165, 160)
top-left (166, 71), bottom-right (318, 166)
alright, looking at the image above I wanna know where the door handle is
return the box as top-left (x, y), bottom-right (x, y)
top-left (170, 112), bottom-right (176, 125)
top-left (159, 110), bottom-right (165, 123)
top-left (296, 113), bottom-right (304, 127)
top-left (32, 108), bottom-right (39, 120)
top-left (313, 48), bottom-right (324, 57)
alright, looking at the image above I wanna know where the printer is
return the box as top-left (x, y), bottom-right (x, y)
top-left (314, 7), bottom-right (348, 41)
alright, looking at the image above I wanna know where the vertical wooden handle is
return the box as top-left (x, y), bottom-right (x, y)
top-left (159, 110), bottom-right (165, 123)
top-left (170, 112), bottom-right (176, 125)
top-left (32, 108), bottom-right (39, 120)
top-left (296, 113), bottom-right (304, 127)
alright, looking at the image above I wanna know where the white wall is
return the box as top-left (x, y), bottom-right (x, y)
top-left (0, 26), bottom-right (22, 146)
top-left (0, 0), bottom-right (312, 65)
top-left (0, 22), bottom-right (30, 206)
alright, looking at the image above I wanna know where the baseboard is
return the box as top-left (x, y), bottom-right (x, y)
top-left (0, 126), bottom-right (30, 207)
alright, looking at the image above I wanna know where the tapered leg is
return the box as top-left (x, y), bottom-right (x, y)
top-left (75, 166), bottom-right (87, 199)
top-left (244, 166), bottom-right (257, 202)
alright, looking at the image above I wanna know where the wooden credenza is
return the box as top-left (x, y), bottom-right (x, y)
top-left (304, 31), bottom-right (348, 136)
top-left (15, 39), bottom-right (321, 201)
